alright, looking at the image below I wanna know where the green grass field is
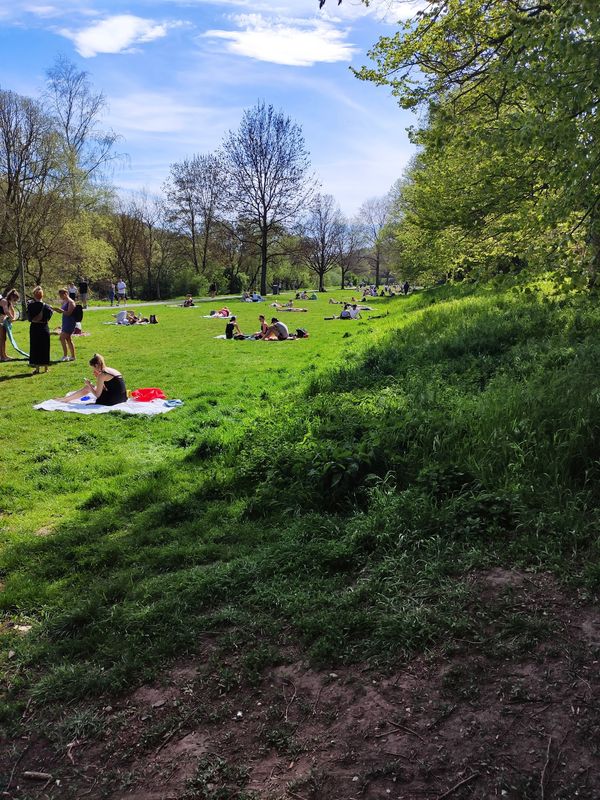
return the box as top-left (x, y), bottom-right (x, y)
top-left (1, 282), bottom-right (600, 720)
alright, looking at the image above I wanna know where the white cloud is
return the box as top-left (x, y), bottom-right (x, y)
top-left (106, 91), bottom-right (236, 140)
top-left (59, 15), bottom-right (175, 58)
top-left (204, 14), bottom-right (356, 66)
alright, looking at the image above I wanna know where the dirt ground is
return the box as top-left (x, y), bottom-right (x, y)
top-left (2, 569), bottom-right (599, 800)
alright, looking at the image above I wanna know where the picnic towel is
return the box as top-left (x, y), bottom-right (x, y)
top-left (202, 314), bottom-right (233, 320)
top-left (34, 397), bottom-right (181, 415)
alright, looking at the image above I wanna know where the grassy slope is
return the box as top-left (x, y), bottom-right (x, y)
top-left (1, 283), bottom-right (599, 719)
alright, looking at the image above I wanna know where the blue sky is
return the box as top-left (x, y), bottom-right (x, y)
top-left (0, 0), bottom-right (422, 217)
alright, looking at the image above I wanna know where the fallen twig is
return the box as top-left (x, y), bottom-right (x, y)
top-left (154, 707), bottom-right (199, 755)
top-left (5, 742), bottom-right (30, 792)
top-left (312, 685), bottom-right (324, 716)
top-left (437, 772), bottom-right (480, 800)
top-left (21, 697), bottom-right (33, 721)
top-left (23, 771), bottom-right (53, 781)
top-left (283, 680), bottom-right (297, 722)
top-left (540, 736), bottom-right (552, 800)
top-left (388, 719), bottom-right (427, 743)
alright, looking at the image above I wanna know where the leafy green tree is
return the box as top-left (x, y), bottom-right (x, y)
top-left (356, 0), bottom-right (600, 278)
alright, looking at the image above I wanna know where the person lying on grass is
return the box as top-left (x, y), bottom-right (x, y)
top-left (54, 353), bottom-right (127, 406)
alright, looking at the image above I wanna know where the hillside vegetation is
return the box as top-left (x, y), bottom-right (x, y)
top-left (1, 284), bottom-right (598, 722)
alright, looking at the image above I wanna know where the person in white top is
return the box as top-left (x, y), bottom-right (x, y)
top-left (349, 304), bottom-right (362, 319)
top-left (116, 279), bottom-right (127, 305)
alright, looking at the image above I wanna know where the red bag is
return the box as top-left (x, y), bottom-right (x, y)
top-left (131, 387), bottom-right (167, 402)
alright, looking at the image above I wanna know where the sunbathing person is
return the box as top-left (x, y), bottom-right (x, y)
top-left (54, 353), bottom-right (127, 406)
top-left (263, 317), bottom-right (289, 340)
top-left (127, 311), bottom-right (149, 324)
top-left (211, 307), bottom-right (231, 318)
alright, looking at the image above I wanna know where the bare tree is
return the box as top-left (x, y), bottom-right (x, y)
top-left (336, 219), bottom-right (364, 289)
top-left (357, 194), bottom-right (392, 287)
top-left (106, 198), bottom-right (145, 297)
top-left (0, 88), bottom-right (64, 307)
top-left (164, 152), bottom-right (226, 275)
top-left (222, 101), bottom-right (314, 296)
top-left (296, 193), bottom-right (343, 292)
top-left (44, 56), bottom-right (119, 210)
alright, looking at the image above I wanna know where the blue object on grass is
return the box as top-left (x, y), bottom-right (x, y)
top-left (163, 399), bottom-right (184, 407)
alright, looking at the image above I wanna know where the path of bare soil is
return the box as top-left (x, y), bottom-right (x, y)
top-left (2, 570), bottom-right (599, 799)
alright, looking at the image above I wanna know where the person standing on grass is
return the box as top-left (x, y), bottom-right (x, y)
top-left (78, 276), bottom-right (89, 308)
top-left (27, 286), bottom-right (53, 373)
top-left (68, 281), bottom-right (77, 301)
top-left (0, 289), bottom-right (20, 361)
top-left (108, 281), bottom-right (115, 306)
top-left (116, 278), bottom-right (127, 305)
top-left (52, 289), bottom-right (76, 362)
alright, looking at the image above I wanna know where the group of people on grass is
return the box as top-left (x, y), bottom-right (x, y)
top-left (226, 315), bottom-right (292, 341)
top-left (1, 286), bottom-right (82, 372)
top-left (325, 303), bottom-right (362, 320)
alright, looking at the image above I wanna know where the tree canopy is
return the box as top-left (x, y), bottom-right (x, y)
top-left (356, 0), bottom-right (600, 282)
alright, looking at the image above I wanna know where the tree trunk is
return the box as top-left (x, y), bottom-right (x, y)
top-left (260, 226), bottom-right (268, 296)
top-left (589, 216), bottom-right (600, 287)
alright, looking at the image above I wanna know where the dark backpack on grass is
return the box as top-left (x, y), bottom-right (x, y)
top-left (296, 328), bottom-right (309, 338)
top-left (72, 304), bottom-right (84, 322)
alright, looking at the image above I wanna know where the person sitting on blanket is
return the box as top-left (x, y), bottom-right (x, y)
top-left (54, 353), bottom-right (127, 406)
top-left (225, 316), bottom-right (245, 340)
top-left (263, 318), bottom-right (289, 340)
top-left (255, 314), bottom-right (268, 339)
top-left (183, 294), bottom-right (195, 307)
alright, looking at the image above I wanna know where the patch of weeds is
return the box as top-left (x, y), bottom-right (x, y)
top-left (241, 644), bottom-right (282, 685)
top-left (441, 661), bottom-right (483, 702)
top-left (183, 754), bottom-right (257, 800)
top-left (52, 707), bottom-right (105, 747)
top-left (260, 722), bottom-right (300, 756)
top-left (287, 768), bottom-right (329, 799)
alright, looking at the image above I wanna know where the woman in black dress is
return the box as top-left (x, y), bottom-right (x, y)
top-left (54, 353), bottom-right (127, 406)
top-left (27, 286), bottom-right (53, 373)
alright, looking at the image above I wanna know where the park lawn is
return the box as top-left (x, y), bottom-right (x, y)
top-left (1, 280), bottom-right (599, 714)
top-left (0, 291), bottom-right (400, 542)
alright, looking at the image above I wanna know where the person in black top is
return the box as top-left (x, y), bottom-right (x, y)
top-left (54, 353), bottom-right (127, 405)
top-left (225, 316), bottom-right (244, 339)
top-left (78, 277), bottom-right (89, 308)
top-left (27, 286), bottom-right (53, 372)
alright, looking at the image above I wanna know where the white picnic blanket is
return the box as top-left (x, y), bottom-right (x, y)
top-left (34, 397), bottom-right (179, 415)
top-left (202, 314), bottom-right (233, 320)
